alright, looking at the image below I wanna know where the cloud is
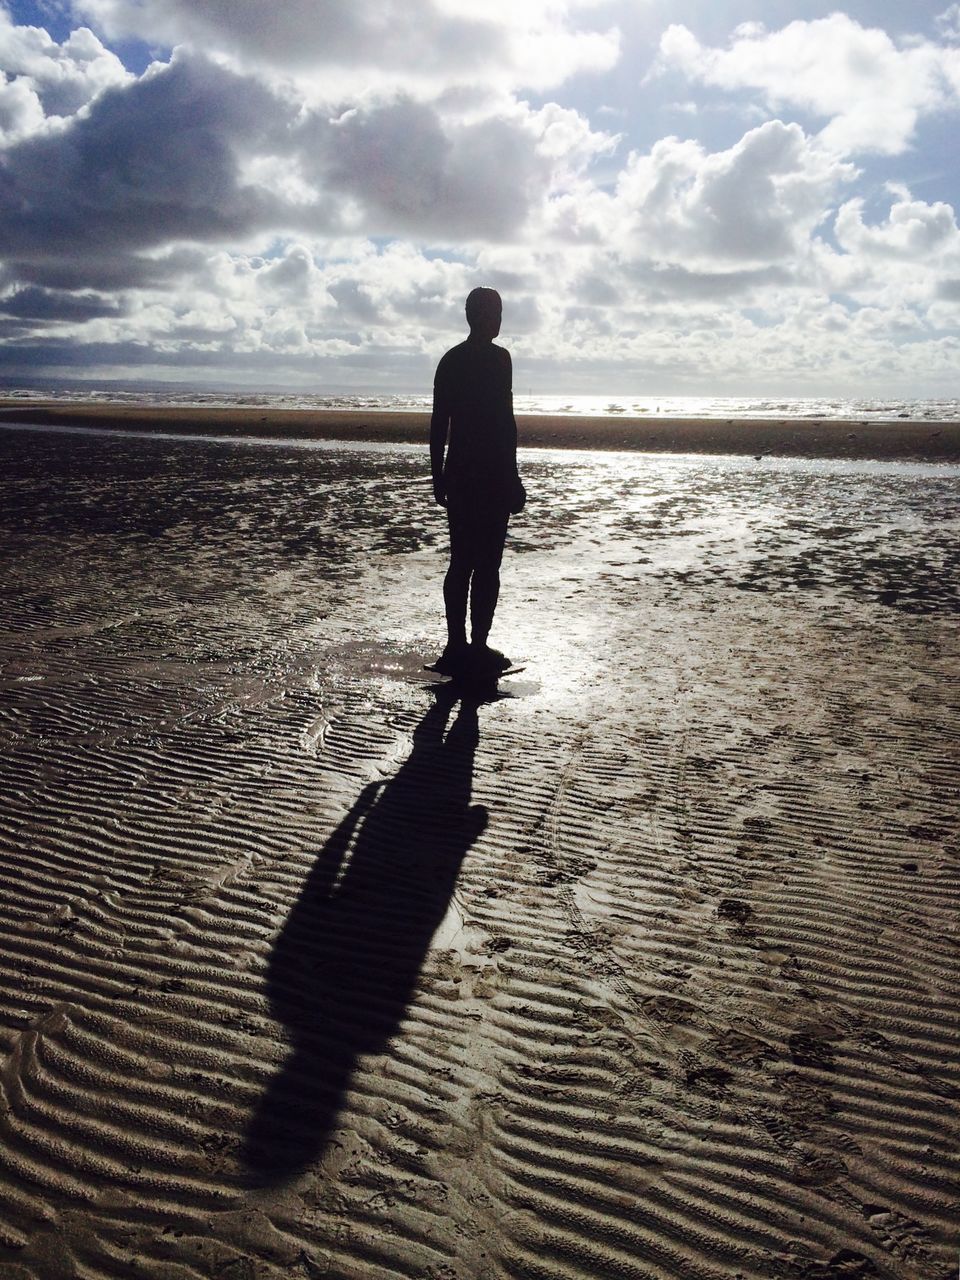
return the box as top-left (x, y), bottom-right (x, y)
top-left (604, 120), bottom-right (855, 269)
top-left (0, 28), bottom-right (618, 296)
top-left (0, 6), bottom-right (956, 396)
top-left (309, 98), bottom-right (562, 241)
top-left (254, 243), bottom-right (323, 298)
top-left (936, 5), bottom-right (960, 42)
top-left (835, 192), bottom-right (960, 260)
top-left (657, 15), bottom-right (960, 155)
top-left (3, 226), bottom-right (957, 398)
top-left (8, 247), bottom-right (202, 292)
top-left (0, 6), bottom-right (128, 141)
top-left (0, 284), bottom-right (123, 320)
top-left (0, 235), bottom-right (495, 371)
top-left (72, 0), bottom-right (619, 93)
top-left (0, 51), bottom-right (298, 277)
top-left (0, 69), bottom-right (46, 144)
top-left (76, 0), bottom-right (500, 76)
top-left (633, 262), bottom-right (793, 302)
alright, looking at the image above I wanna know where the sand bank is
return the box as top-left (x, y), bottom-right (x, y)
top-left (2, 398), bottom-right (959, 459)
top-left (0, 426), bottom-right (957, 1278)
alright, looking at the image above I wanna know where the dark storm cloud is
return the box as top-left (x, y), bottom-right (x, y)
top-left (0, 317), bottom-right (32, 339)
top-left (0, 336), bottom-right (245, 370)
top-left (0, 284), bottom-right (124, 319)
top-left (0, 46), bottom-right (555, 299)
top-left (303, 97), bottom-right (551, 241)
top-left (0, 50), bottom-right (290, 265)
top-left (14, 246), bottom-right (220, 291)
top-left (0, 337), bottom-right (150, 368)
top-left (0, 335), bottom-right (435, 382)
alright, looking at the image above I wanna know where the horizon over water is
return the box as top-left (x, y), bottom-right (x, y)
top-left (1, 384), bottom-right (958, 422)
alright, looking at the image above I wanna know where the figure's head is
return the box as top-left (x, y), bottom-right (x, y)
top-left (465, 287), bottom-right (502, 341)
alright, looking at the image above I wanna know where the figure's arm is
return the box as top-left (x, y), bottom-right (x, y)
top-left (430, 364), bottom-right (450, 506)
top-left (505, 350), bottom-right (515, 410)
top-left (502, 349), bottom-right (526, 513)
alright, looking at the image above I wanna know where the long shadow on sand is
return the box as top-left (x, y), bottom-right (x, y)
top-left (244, 685), bottom-right (486, 1183)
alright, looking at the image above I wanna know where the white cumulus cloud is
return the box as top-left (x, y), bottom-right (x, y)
top-left (0, 6), bottom-right (128, 142)
top-left (603, 120), bottom-right (855, 270)
top-left (657, 14), bottom-right (960, 156)
top-left (835, 192), bottom-right (960, 260)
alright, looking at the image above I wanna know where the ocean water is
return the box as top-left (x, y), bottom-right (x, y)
top-left (2, 386), bottom-right (958, 422)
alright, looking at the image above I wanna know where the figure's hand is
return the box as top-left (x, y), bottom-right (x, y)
top-left (433, 476), bottom-right (447, 506)
top-left (509, 476), bottom-right (526, 514)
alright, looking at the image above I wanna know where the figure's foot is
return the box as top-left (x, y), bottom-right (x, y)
top-left (470, 643), bottom-right (511, 673)
top-left (431, 642), bottom-right (469, 675)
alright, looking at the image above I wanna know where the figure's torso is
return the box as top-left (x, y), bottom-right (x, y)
top-left (434, 340), bottom-right (516, 502)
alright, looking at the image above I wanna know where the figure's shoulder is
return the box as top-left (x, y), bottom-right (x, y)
top-left (435, 340), bottom-right (470, 377)
top-left (492, 342), bottom-right (512, 365)
top-left (439, 340), bottom-right (471, 362)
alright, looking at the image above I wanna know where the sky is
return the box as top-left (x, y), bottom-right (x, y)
top-left (1, 1), bottom-right (959, 396)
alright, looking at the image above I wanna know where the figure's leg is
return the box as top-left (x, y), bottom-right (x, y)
top-left (443, 555), bottom-right (470, 649)
top-left (469, 567), bottom-right (498, 649)
top-left (440, 506), bottom-right (471, 659)
top-left (469, 512), bottom-right (509, 654)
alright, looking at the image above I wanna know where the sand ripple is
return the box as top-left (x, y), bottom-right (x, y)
top-left (0, 427), bottom-right (957, 1278)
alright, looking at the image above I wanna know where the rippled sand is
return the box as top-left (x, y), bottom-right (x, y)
top-left (1, 426), bottom-right (957, 1279)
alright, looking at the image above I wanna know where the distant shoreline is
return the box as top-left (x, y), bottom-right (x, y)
top-left (2, 400), bottom-right (958, 461)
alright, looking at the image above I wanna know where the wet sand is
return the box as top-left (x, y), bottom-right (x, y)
top-left (2, 399), bottom-right (960, 460)
top-left (0, 424), bottom-right (957, 1279)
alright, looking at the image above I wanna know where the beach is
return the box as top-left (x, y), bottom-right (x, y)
top-left (0, 419), bottom-right (958, 1280)
top-left (2, 399), bottom-right (960, 460)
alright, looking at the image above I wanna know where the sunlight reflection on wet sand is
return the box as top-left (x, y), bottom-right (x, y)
top-left (0, 426), bottom-right (957, 1278)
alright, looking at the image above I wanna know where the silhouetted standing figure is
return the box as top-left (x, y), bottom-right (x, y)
top-left (430, 287), bottom-right (525, 677)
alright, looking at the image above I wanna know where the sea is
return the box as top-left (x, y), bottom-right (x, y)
top-left (1, 385), bottom-right (958, 422)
